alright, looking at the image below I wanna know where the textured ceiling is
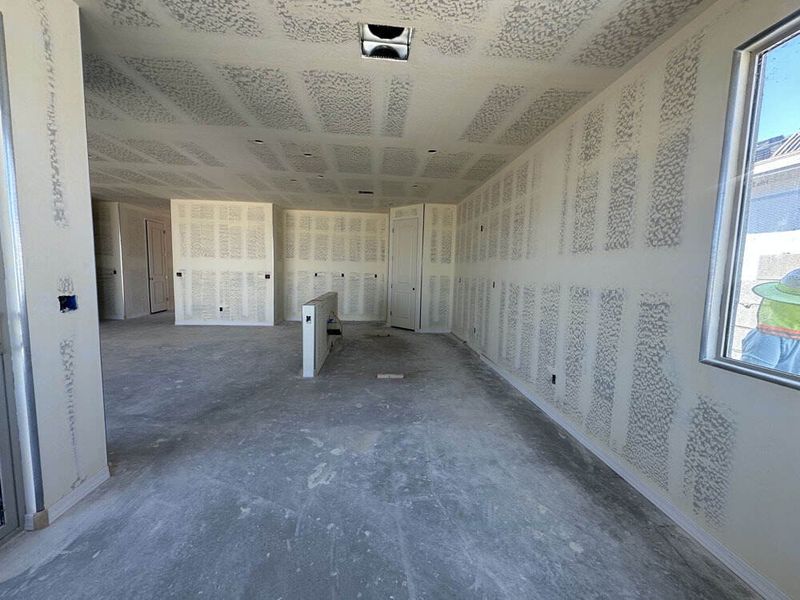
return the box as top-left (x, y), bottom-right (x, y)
top-left (79, 0), bottom-right (712, 212)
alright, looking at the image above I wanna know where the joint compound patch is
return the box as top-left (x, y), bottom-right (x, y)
top-left (682, 396), bottom-right (736, 528)
top-left (586, 289), bottom-right (625, 443)
top-left (60, 337), bottom-right (84, 489)
top-left (623, 293), bottom-right (680, 489)
top-left (32, 0), bottom-right (68, 227)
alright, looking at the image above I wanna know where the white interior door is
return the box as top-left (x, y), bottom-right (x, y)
top-left (146, 220), bottom-right (169, 313)
top-left (390, 216), bottom-right (420, 330)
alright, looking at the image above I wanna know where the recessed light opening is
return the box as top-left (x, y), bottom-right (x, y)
top-left (368, 24), bottom-right (405, 40)
top-left (360, 23), bottom-right (412, 61)
top-left (369, 45), bottom-right (402, 60)
top-left (427, 149), bottom-right (438, 153)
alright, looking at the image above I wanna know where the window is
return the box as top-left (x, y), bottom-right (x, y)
top-left (703, 12), bottom-right (800, 388)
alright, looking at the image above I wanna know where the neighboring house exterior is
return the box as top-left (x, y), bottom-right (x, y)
top-left (732, 132), bottom-right (800, 356)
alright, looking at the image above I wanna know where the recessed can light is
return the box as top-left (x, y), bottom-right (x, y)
top-left (427, 149), bottom-right (438, 153)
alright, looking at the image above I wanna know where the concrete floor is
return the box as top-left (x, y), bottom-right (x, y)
top-left (0, 314), bottom-right (753, 599)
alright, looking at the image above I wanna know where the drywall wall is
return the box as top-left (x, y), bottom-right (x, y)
top-left (420, 204), bottom-right (456, 333)
top-left (452, 1), bottom-right (800, 597)
top-left (171, 199), bottom-right (275, 325)
top-left (283, 210), bottom-right (388, 321)
top-left (1, 0), bottom-right (108, 520)
top-left (92, 201), bottom-right (124, 320)
top-left (119, 203), bottom-right (173, 318)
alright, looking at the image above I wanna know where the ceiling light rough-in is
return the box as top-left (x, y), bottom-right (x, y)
top-left (498, 89), bottom-right (590, 145)
top-left (461, 84), bottom-right (526, 143)
top-left (270, 176), bottom-right (305, 193)
top-left (126, 57), bottom-right (246, 126)
top-left (220, 65), bottom-right (309, 131)
top-left (488, 0), bottom-right (601, 61)
top-left (304, 70), bottom-right (373, 136)
top-left (83, 55), bottom-right (176, 123)
top-left (575, 0), bottom-right (705, 68)
top-left (282, 142), bottom-right (329, 173)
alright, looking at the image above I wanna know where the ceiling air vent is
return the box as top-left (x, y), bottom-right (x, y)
top-left (360, 23), bottom-right (412, 61)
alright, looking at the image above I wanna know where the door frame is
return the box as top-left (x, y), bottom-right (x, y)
top-left (388, 206), bottom-right (423, 331)
top-left (145, 218), bottom-right (168, 314)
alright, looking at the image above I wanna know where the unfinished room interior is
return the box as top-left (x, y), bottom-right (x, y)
top-left (0, 0), bottom-right (799, 597)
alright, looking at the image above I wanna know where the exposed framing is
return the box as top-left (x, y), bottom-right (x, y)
top-left (701, 9), bottom-right (800, 391)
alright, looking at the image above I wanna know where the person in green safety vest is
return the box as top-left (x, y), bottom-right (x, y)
top-left (741, 267), bottom-right (800, 374)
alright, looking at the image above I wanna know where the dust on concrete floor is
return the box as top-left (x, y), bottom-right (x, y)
top-left (0, 313), bottom-right (753, 599)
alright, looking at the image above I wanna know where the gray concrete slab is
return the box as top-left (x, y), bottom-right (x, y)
top-left (0, 314), bottom-right (754, 599)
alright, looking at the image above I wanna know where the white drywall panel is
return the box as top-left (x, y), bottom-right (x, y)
top-left (452, 1), bottom-right (800, 597)
top-left (92, 201), bottom-right (123, 320)
top-left (283, 210), bottom-right (388, 322)
top-left (171, 199), bottom-right (275, 326)
top-left (420, 204), bottom-right (456, 333)
top-left (2, 0), bottom-right (108, 516)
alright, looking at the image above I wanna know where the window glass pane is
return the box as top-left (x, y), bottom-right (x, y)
top-left (728, 32), bottom-right (800, 375)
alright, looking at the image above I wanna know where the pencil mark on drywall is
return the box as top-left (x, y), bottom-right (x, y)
top-left (623, 293), bottom-right (680, 490)
top-left (60, 337), bottom-right (84, 489)
top-left (32, 0), bottom-right (68, 227)
top-left (683, 396), bottom-right (736, 528)
top-left (585, 289), bottom-right (625, 443)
